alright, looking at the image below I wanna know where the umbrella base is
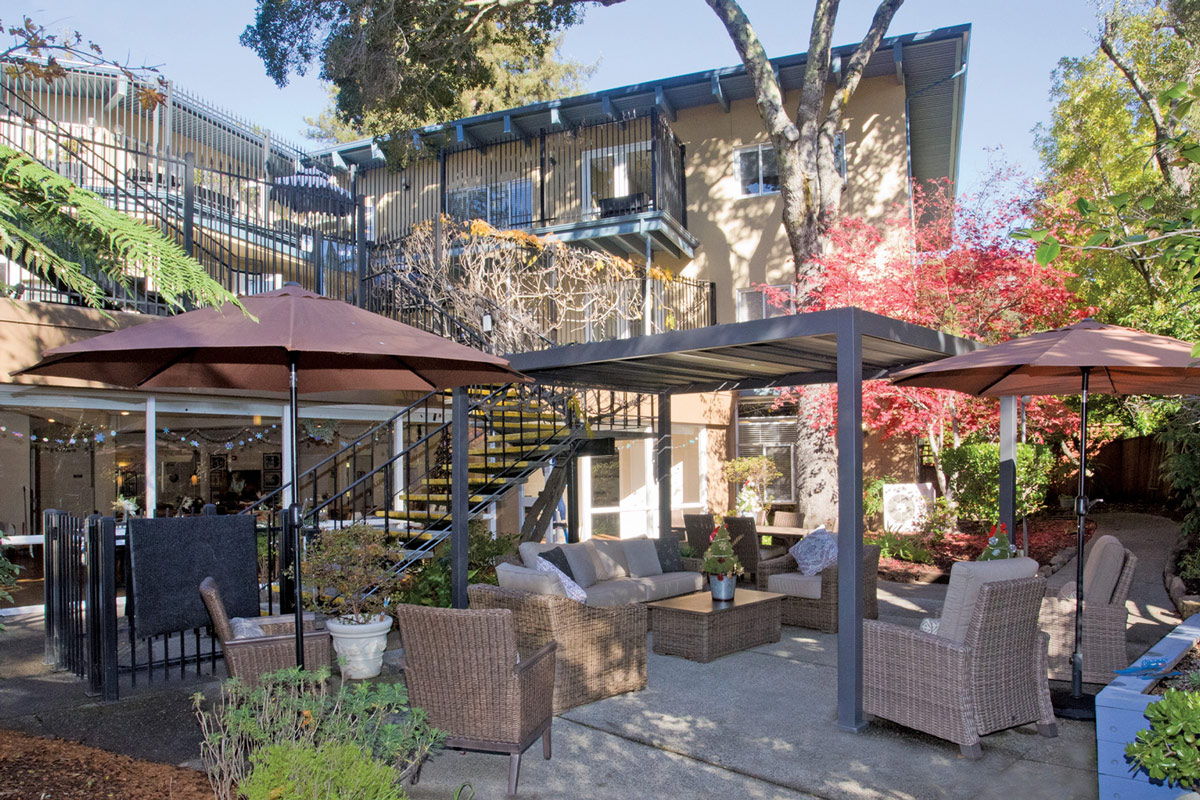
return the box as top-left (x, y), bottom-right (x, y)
top-left (1050, 688), bottom-right (1096, 721)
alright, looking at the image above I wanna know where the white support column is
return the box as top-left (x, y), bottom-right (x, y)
top-left (698, 428), bottom-right (709, 510)
top-left (144, 396), bottom-right (157, 518)
top-left (392, 419), bottom-right (405, 511)
top-left (281, 410), bottom-right (294, 508)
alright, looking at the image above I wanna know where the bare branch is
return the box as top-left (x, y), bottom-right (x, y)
top-left (703, 0), bottom-right (797, 141)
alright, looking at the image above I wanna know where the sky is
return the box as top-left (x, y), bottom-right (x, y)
top-left (24, 1), bottom-right (1102, 191)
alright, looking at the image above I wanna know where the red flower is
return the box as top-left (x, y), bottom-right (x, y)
top-left (717, 557), bottom-right (726, 565)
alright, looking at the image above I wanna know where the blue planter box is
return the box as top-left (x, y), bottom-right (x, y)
top-left (1096, 617), bottom-right (1200, 799)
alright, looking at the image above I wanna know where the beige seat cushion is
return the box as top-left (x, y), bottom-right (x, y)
top-left (1082, 534), bottom-right (1125, 604)
top-left (583, 579), bottom-right (648, 607)
top-left (591, 538), bottom-right (630, 579)
top-left (496, 562), bottom-right (567, 597)
top-left (632, 571), bottom-right (703, 601)
top-left (518, 541), bottom-right (558, 570)
top-left (767, 572), bottom-right (823, 600)
top-left (937, 557), bottom-right (1038, 644)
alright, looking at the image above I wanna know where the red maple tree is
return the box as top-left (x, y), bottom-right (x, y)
top-left (762, 173), bottom-right (1089, 496)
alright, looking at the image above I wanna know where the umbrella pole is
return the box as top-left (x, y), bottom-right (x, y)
top-left (290, 356), bottom-right (305, 669)
top-left (1054, 367), bottom-right (1094, 720)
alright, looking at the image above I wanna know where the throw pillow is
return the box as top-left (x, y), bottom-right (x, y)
top-left (622, 536), bottom-right (664, 578)
top-left (562, 542), bottom-right (599, 588)
top-left (535, 557), bottom-right (587, 602)
top-left (654, 535), bottom-right (684, 573)
top-left (919, 618), bottom-right (941, 635)
top-left (539, 546), bottom-right (574, 580)
top-left (789, 528), bottom-right (837, 576)
top-left (496, 562), bottom-right (565, 597)
top-left (590, 539), bottom-right (628, 580)
top-left (230, 617), bottom-right (266, 639)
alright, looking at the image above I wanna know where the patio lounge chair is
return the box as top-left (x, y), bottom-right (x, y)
top-left (198, 577), bottom-right (331, 685)
top-left (724, 516), bottom-right (787, 584)
top-left (1039, 534), bottom-right (1137, 684)
top-left (863, 559), bottom-right (1057, 759)
top-left (756, 543), bottom-right (881, 632)
top-left (469, 583), bottom-right (648, 714)
top-left (395, 603), bottom-right (556, 797)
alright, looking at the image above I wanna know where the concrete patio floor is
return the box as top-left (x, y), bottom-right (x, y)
top-left (0, 512), bottom-right (1183, 799)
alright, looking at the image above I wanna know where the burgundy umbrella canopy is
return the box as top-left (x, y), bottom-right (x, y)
top-left (15, 284), bottom-right (527, 666)
top-left (890, 318), bottom-right (1200, 717)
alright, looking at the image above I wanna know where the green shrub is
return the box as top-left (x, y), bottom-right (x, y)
top-left (866, 530), bottom-right (933, 564)
top-left (863, 475), bottom-right (897, 529)
top-left (1159, 400), bottom-right (1200, 539)
top-left (1125, 688), bottom-right (1200, 790)
top-left (192, 667), bottom-right (442, 800)
top-left (240, 742), bottom-right (405, 800)
top-left (942, 442), bottom-right (1053, 523)
top-left (394, 522), bottom-right (518, 608)
top-left (0, 552), bottom-right (20, 632)
top-left (1180, 547), bottom-right (1200, 581)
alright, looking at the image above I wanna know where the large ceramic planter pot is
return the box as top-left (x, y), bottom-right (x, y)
top-left (326, 614), bottom-right (392, 679)
top-left (1096, 617), bottom-right (1200, 799)
top-left (709, 573), bottom-right (735, 601)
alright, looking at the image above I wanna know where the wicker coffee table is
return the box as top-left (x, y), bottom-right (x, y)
top-left (647, 588), bottom-right (783, 663)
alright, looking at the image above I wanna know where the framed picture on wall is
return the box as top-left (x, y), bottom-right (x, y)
top-left (263, 471), bottom-right (282, 490)
top-left (263, 452), bottom-right (281, 471)
top-left (210, 454), bottom-right (228, 471)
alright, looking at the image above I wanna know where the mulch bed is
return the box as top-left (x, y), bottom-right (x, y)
top-left (876, 516), bottom-right (1095, 583)
top-left (0, 728), bottom-right (212, 800)
top-left (1153, 644), bottom-right (1200, 696)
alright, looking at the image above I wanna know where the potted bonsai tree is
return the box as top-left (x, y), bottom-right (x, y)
top-left (701, 523), bottom-right (743, 601)
top-left (301, 523), bottom-right (407, 679)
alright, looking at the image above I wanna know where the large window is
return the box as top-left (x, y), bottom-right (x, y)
top-left (737, 418), bottom-right (796, 503)
top-left (446, 179), bottom-right (533, 229)
top-left (736, 284), bottom-right (795, 322)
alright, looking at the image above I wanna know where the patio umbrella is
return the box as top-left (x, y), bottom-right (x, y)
top-left (14, 284), bottom-right (526, 665)
top-left (889, 318), bottom-right (1200, 717)
top-left (270, 166), bottom-right (355, 217)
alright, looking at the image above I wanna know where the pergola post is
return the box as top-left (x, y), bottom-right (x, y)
top-left (451, 386), bottom-right (469, 609)
top-left (999, 395), bottom-right (1017, 546)
top-left (836, 312), bottom-right (866, 733)
top-left (657, 393), bottom-right (672, 539)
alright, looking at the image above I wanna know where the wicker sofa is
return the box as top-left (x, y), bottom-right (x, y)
top-left (469, 584), bottom-right (648, 714)
top-left (496, 538), bottom-right (703, 607)
top-left (756, 544), bottom-right (881, 632)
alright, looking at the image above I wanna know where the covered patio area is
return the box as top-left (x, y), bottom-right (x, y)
top-left (506, 307), bottom-right (979, 732)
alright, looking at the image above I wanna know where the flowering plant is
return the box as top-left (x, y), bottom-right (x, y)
top-left (700, 523), bottom-right (744, 576)
top-left (977, 523), bottom-right (1018, 561)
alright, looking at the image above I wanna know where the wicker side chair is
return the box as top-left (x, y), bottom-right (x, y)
top-left (682, 513), bottom-right (714, 554)
top-left (468, 584), bottom-right (647, 714)
top-left (772, 510), bottom-right (803, 527)
top-left (1040, 546), bottom-right (1137, 684)
top-left (199, 577), bottom-right (331, 685)
top-left (756, 545), bottom-right (881, 632)
top-left (395, 603), bottom-right (556, 797)
top-left (863, 575), bottom-right (1056, 759)
top-left (724, 516), bottom-right (787, 584)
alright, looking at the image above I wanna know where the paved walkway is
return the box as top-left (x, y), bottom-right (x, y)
top-left (0, 512), bottom-right (1183, 799)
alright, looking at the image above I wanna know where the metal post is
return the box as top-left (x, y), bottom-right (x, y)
top-left (836, 312), bottom-right (866, 733)
top-left (355, 172), bottom-right (368, 308)
top-left (451, 386), bottom-right (469, 609)
top-left (312, 229), bottom-right (324, 296)
top-left (287, 502), bottom-right (304, 668)
top-left (86, 515), bottom-right (119, 701)
top-left (182, 152), bottom-right (195, 257)
top-left (999, 395), bottom-right (1017, 546)
top-left (42, 509), bottom-right (60, 666)
top-left (657, 393), bottom-right (672, 540)
top-left (1072, 370), bottom-right (1090, 699)
top-left (567, 457), bottom-right (580, 544)
top-left (144, 396), bottom-right (156, 518)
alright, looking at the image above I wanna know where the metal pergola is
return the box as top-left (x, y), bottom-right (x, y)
top-left (497, 306), bottom-right (981, 732)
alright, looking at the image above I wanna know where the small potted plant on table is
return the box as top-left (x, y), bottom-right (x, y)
top-left (301, 523), bottom-right (406, 679)
top-left (702, 523), bottom-right (743, 601)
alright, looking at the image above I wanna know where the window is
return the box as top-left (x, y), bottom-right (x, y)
top-left (446, 179), bottom-right (533, 229)
top-left (737, 419), bottom-right (796, 503)
top-left (736, 143), bottom-right (780, 196)
top-left (582, 141), bottom-right (653, 219)
top-left (736, 284), bottom-right (794, 322)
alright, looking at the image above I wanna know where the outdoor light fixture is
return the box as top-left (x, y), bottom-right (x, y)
top-left (481, 313), bottom-right (494, 333)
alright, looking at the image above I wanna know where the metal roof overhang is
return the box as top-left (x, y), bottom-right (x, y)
top-left (507, 307), bottom-right (979, 395)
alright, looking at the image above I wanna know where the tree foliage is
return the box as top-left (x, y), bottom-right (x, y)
top-left (0, 145), bottom-right (239, 312)
top-left (764, 173), bottom-right (1084, 497)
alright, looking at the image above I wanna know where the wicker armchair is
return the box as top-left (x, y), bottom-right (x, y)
top-left (756, 545), bottom-right (881, 632)
top-left (682, 513), bottom-right (714, 555)
top-left (199, 577), bottom-right (331, 684)
top-left (863, 575), bottom-right (1056, 759)
top-left (724, 516), bottom-right (786, 583)
top-left (1040, 544), bottom-right (1137, 684)
top-left (468, 584), bottom-right (647, 714)
top-left (395, 603), bottom-right (555, 797)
